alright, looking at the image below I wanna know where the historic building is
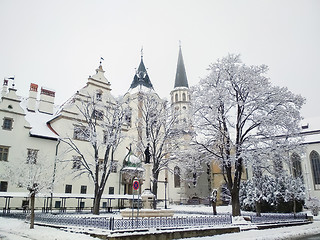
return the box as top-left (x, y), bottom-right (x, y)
top-left (0, 46), bottom-right (203, 211)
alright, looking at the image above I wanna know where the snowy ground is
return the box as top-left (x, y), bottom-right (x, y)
top-left (0, 205), bottom-right (319, 240)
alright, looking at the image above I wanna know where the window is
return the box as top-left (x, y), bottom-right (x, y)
top-left (55, 201), bottom-right (61, 208)
top-left (109, 187), bottom-right (114, 194)
top-left (65, 184), bottom-right (72, 193)
top-left (310, 150), bottom-right (320, 189)
top-left (182, 93), bottom-right (186, 101)
top-left (125, 109), bottom-right (132, 126)
top-left (2, 118), bottom-right (13, 130)
top-left (72, 156), bottom-right (81, 169)
top-left (291, 153), bottom-right (302, 178)
top-left (175, 93), bottom-right (178, 102)
top-left (111, 161), bottom-right (118, 173)
top-left (73, 126), bottom-right (89, 141)
top-left (174, 166), bottom-right (181, 188)
top-left (98, 158), bottom-right (104, 171)
top-left (0, 181), bottom-right (8, 192)
top-left (0, 146), bottom-right (9, 161)
top-left (96, 92), bottom-right (102, 101)
top-left (80, 185), bottom-right (87, 194)
top-left (26, 149), bottom-right (38, 164)
top-left (22, 200), bottom-right (29, 209)
top-left (92, 110), bottom-right (104, 121)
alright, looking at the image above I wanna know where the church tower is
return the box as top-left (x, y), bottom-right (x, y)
top-left (170, 44), bottom-right (191, 128)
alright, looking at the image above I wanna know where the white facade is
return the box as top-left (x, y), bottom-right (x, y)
top-left (300, 118), bottom-right (320, 200)
top-left (0, 51), bottom-right (194, 210)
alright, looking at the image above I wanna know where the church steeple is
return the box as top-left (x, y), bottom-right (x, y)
top-left (174, 44), bottom-right (189, 88)
top-left (130, 51), bottom-right (154, 90)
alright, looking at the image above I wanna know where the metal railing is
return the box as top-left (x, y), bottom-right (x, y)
top-left (0, 211), bottom-right (308, 230)
top-left (0, 212), bottom-right (231, 230)
top-left (250, 213), bottom-right (308, 223)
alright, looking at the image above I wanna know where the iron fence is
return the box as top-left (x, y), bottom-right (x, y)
top-left (112, 215), bottom-right (232, 230)
top-left (250, 213), bottom-right (308, 223)
top-left (0, 212), bottom-right (231, 230)
top-left (0, 212), bottom-right (308, 230)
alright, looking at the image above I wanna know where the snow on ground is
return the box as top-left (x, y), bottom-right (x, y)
top-left (0, 217), bottom-right (97, 240)
top-left (0, 205), bottom-right (319, 240)
top-left (183, 219), bottom-right (320, 240)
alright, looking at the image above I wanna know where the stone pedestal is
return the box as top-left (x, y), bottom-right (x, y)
top-left (141, 189), bottom-right (154, 209)
top-left (141, 163), bottom-right (155, 209)
top-left (142, 163), bottom-right (152, 192)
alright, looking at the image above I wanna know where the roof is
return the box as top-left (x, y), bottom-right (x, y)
top-left (130, 57), bottom-right (154, 90)
top-left (301, 117), bottom-right (320, 144)
top-left (174, 46), bottom-right (189, 88)
top-left (21, 98), bottom-right (59, 140)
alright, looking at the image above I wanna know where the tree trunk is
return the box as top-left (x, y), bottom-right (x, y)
top-left (30, 193), bottom-right (35, 229)
top-left (293, 199), bottom-right (297, 215)
top-left (92, 190), bottom-right (102, 215)
top-left (231, 189), bottom-right (241, 216)
top-left (255, 201), bottom-right (261, 217)
top-left (152, 179), bottom-right (158, 209)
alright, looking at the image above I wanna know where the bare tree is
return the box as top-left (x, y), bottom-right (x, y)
top-left (135, 92), bottom-right (180, 208)
top-left (61, 93), bottom-right (129, 215)
top-left (192, 54), bottom-right (305, 216)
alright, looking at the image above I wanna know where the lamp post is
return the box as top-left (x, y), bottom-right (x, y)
top-left (164, 178), bottom-right (167, 209)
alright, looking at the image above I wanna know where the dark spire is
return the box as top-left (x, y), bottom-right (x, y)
top-left (130, 52), bottom-right (154, 90)
top-left (174, 44), bottom-right (189, 88)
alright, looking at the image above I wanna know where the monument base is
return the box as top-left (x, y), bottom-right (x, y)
top-left (120, 208), bottom-right (174, 218)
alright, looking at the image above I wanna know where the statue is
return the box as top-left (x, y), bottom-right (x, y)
top-left (144, 143), bottom-right (151, 164)
top-left (211, 189), bottom-right (218, 215)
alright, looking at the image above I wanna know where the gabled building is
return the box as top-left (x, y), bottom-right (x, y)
top-left (0, 46), bottom-right (201, 210)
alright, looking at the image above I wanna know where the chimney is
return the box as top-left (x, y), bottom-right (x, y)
top-left (1, 79), bottom-right (8, 97)
top-left (27, 83), bottom-right (38, 112)
top-left (38, 86), bottom-right (55, 114)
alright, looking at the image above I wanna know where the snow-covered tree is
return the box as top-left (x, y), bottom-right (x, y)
top-left (192, 54), bottom-right (305, 216)
top-left (61, 94), bottom-right (129, 215)
top-left (240, 174), bottom-right (305, 214)
top-left (135, 92), bottom-right (180, 208)
top-left (4, 151), bottom-right (54, 229)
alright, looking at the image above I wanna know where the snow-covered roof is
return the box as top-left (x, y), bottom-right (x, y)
top-left (301, 117), bottom-right (320, 144)
top-left (301, 117), bottom-right (320, 132)
top-left (20, 98), bottom-right (59, 140)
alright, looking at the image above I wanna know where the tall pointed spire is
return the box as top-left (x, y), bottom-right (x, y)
top-left (129, 51), bottom-right (154, 90)
top-left (174, 44), bottom-right (189, 88)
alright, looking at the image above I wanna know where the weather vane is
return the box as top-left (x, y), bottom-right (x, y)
top-left (100, 57), bottom-right (104, 65)
top-left (141, 46), bottom-right (143, 59)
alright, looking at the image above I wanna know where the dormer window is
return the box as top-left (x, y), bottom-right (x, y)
top-left (96, 92), bottom-right (102, 101)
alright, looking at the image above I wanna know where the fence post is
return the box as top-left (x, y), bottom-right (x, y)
top-left (109, 217), bottom-right (114, 230)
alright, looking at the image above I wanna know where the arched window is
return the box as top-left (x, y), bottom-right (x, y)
top-left (310, 150), bottom-right (320, 188)
top-left (175, 93), bottom-right (178, 102)
top-left (182, 93), bottom-right (186, 101)
top-left (174, 166), bottom-right (181, 188)
top-left (291, 153), bottom-right (302, 178)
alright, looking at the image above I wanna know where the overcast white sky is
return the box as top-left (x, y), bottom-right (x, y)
top-left (0, 0), bottom-right (319, 118)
